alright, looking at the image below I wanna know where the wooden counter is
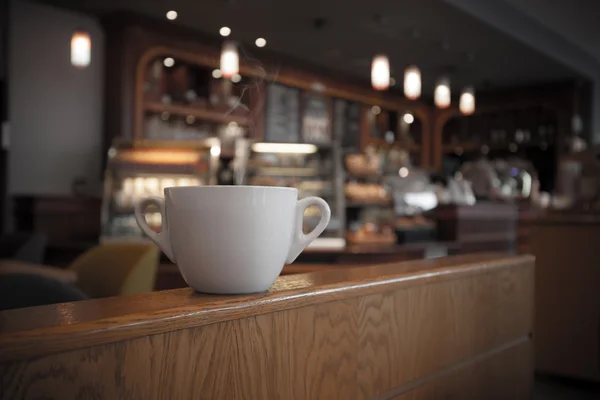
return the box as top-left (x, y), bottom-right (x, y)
top-left (0, 253), bottom-right (534, 399)
top-left (298, 241), bottom-right (456, 264)
top-left (531, 213), bottom-right (600, 382)
top-left (433, 202), bottom-right (518, 253)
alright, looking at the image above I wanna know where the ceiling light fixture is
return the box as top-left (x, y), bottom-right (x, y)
top-left (219, 27), bottom-right (231, 37)
top-left (212, 69), bottom-right (222, 79)
top-left (231, 73), bottom-right (242, 83)
top-left (163, 57), bottom-right (175, 68)
top-left (403, 113), bottom-right (414, 124)
top-left (459, 86), bottom-right (475, 115)
top-left (166, 11), bottom-right (178, 20)
top-left (434, 77), bottom-right (451, 109)
top-left (220, 41), bottom-right (239, 79)
top-left (255, 38), bottom-right (267, 48)
top-left (371, 55), bottom-right (390, 91)
top-left (71, 30), bottom-right (91, 69)
top-left (404, 65), bottom-right (421, 100)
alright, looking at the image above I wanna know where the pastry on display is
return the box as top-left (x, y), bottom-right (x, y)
top-left (395, 215), bottom-right (435, 229)
top-left (345, 222), bottom-right (396, 245)
top-left (345, 154), bottom-right (381, 176)
top-left (394, 215), bottom-right (436, 244)
top-left (345, 182), bottom-right (391, 203)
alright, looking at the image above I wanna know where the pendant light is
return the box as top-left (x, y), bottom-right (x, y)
top-left (371, 55), bottom-right (390, 91)
top-left (459, 86), bottom-right (475, 115)
top-left (403, 65), bottom-right (421, 100)
top-left (71, 30), bottom-right (91, 69)
top-left (434, 77), bottom-right (451, 109)
top-left (220, 41), bottom-right (239, 79)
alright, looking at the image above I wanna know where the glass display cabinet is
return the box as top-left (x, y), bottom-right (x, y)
top-left (343, 107), bottom-right (425, 245)
top-left (105, 37), bottom-right (431, 248)
top-left (243, 142), bottom-right (345, 248)
top-left (100, 139), bottom-right (219, 240)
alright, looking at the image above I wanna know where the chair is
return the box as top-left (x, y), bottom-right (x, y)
top-left (0, 232), bottom-right (47, 264)
top-left (68, 243), bottom-right (160, 298)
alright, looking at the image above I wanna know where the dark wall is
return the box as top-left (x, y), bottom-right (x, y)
top-left (0, 0), bottom-right (9, 233)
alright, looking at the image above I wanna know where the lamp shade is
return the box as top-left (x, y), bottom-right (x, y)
top-left (404, 65), bottom-right (421, 100)
top-left (459, 86), bottom-right (475, 115)
top-left (434, 78), bottom-right (451, 109)
top-left (220, 41), bottom-right (239, 79)
top-left (371, 55), bottom-right (390, 91)
top-left (71, 31), bottom-right (91, 68)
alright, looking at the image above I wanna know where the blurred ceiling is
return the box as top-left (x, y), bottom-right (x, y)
top-left (38, 0), bottom-right (582, 95)
top-left (503, 0), bottom-right (600, 64)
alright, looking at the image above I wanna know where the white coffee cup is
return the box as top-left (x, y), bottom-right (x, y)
top-left (134, 186), bottom-right (331, 294)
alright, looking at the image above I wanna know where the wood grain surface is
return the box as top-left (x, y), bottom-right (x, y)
top-left (0, 253), bottom-right (529, 362)
top-left (390, 340), bottom-right (532, 400)
top-left (532, 221), bottom-right (600, 382)
top-left (0, 254), bottom-right (534, 399)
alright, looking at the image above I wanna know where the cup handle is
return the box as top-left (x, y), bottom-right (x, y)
top-left (286, 196), bottom-right (331, 264)
top-left (134, 197), bottom-right (176, 263)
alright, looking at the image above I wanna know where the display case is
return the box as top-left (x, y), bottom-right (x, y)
top-left (101, 24), bottom-right (434, 248)
top-left (343, 107), bottom-right (426, 245)
top-left (101, 139), bottom-right (219, 240)
top-left (243, 142), bottom-right (345, 247)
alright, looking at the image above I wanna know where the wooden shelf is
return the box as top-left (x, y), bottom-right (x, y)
top-left (346, 171), bottom-right (381, 180)
top-left (253, 167), bottom-right (321, 177)
top-left (442, 142), bottom-right (547, 154)
top-left (366, 139), bottom-right (421, 153)
top-left (144, 102), bottom-right (250, 126)
top-left (113, 138), bottom-right (219, 150)
top-left (346, 199), bottom-right (392, 208)
top-left (442, 142), bottom-right (480, 153)
top-left (345, 231), bottom-right (396, 245)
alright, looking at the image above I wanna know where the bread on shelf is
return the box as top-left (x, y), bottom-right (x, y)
top-left (345, 182), bottom-right (391, 204)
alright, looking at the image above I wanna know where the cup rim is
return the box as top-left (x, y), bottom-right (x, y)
top-left (164, 185), bottom-right (298, 193)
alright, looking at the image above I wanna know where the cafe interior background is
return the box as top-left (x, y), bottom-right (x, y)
top-left (1, 0), bottom-right (600, 397)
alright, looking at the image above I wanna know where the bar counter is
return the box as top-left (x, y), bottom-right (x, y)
top-left (1, 253), bottom-right (534, 399)
top-left (531, 212), bottom-right (600, 382)
top-left (299, 241), bottom-right (456, 263)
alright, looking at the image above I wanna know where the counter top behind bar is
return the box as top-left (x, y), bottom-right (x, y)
top-left (304, 241), bottom-right (458, 255)
top-left (297, 241), bottom-right (458, 265)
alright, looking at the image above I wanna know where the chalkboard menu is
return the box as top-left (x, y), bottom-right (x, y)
top-left (264, 83), bottom-right (300, 143)
top-left (302, 93), bottom-right (331, 145)
top-left (333, 99), bottom-right (361, 151)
